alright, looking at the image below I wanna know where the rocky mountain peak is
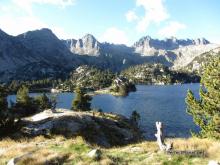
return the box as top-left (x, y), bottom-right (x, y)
top-left (192, 38), bottom-right (210, 45)
top-left (133, 36), bottom-right (151, 47)
top-left (82, 34), bottom-right (97, 42)
top-left (18, 28), bottom-right (56, 40)
top-left (133, 36), bottom-right (211, 56)
top-left (80, 33), bottom-right (99, 49)
top-left (0, 27), bottom-right (218, 83)
top-left (64, 34), bottom-right (101, 56)
top-left (15, 28), bottom-right (73, 67)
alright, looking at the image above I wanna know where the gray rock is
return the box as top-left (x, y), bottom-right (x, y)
top-left (64, 34), bottom-right (101, 56)
top-left (7, 152), bottom-right (33, 165)
top-left (21, 109), bottom-right (140, 147)
top-left (87, 149), bottom-right (101, 159)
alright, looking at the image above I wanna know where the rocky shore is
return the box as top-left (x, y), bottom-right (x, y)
top-left (20, 109), bottom-right (141, 147)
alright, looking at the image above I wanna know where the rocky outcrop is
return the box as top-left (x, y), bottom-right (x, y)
top-left (64, 34), bottom-right (101, 56)
top-left (22, 109), bottom-right (141, 147)
top-left (87, 149), bottom-right (102, 159)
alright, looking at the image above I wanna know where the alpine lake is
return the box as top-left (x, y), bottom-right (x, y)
top-left (8, 84), bottom-right (200, 139)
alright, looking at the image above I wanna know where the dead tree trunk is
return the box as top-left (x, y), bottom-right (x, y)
top-left (155, 121), bottom-right (172, 151)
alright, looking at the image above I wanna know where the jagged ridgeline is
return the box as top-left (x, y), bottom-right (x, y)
top-left (0, 28), bottom-right (219, 83)
top-left (121, 63), bottom-right (200, 84)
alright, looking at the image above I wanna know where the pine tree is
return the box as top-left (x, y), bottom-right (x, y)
top-left (71, 87), bottom-right (92, 111)
top-left (0, 85), bottom-right (15, 132)
top-left (14, 85), bottom-right (38, 116)
top-left (35, 93), bottom-right (52, 110)
top-left (130, 110), bottom-right (141, 128)
top-left (16, 85), bottom-right (30, 104)
top-left (186, 56), bottom-right (220, 139)
top-left (0, 85), bottom-right (8, 111)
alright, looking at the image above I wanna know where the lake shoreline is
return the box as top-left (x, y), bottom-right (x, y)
top-left (7, 84), bottom-right (200, 139)
top-left (57, 82), bottom-right (200, 96)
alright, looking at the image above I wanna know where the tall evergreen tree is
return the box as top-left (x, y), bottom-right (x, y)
top-left (16, 85), bottom-right (30, 104)
top-left (0, 85), bottom-right (15, 132)
top-left (186, 56), bottom-right (220, 139)
top-left (130, 110), bottom-right (141, 128)
top-left (35, 93), bottom-right (52, 110)
top-left (14, 85), bottom-right (38, 116)
top-left (0, 85), bottom-right (8, 111)
top-left (71, 87), bottom-right (92, 111)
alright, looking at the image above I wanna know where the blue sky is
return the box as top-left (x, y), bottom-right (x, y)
top-left (0, 0), bottom-right (219, 45)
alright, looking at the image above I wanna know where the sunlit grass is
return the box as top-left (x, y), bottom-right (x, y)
top-left (0, 136), bottom-right (219, 165)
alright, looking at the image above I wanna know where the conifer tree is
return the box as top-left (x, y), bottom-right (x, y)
top-left (0, 85), bottom-right (8, 111)
top-left (16, 85), bottom-right (30, 104)
top-left (71, 87), bottom-right (92, 111)
top-left (130, 110), bottom-right (141, 128)
top-left (14, 85), bottom-right (38, 116)
top-left (35, 93), bottom-right (52, 110)
top-left (0, 85), bottom-right (14, 132)
top-left (186, 56), bottom-right (220, 138)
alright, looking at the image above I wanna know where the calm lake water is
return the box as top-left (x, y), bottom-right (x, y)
top-left (8, 84), bottom-right (200, 139)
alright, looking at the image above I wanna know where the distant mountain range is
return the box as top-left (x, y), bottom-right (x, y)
top-left (0, 28), bottom-right (219, 82)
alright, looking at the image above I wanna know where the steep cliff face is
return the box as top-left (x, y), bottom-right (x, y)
top-left (64, 34), bottom-right (101, 56)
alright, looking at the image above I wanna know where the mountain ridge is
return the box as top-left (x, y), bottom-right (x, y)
top-left (0, 28), bottom-right (219, 82)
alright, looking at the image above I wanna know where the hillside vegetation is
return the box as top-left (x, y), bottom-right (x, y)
top-left (121, 63), bottom-right (200, 84)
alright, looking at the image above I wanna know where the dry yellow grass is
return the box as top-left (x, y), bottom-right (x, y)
top-left (171, 137), bottom-right (220, 160)
top-left (0, 136), bottom-right (219, 165)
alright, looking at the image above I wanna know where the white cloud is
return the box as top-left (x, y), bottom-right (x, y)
top-left (158, 21), bottom-right (186, 37)
top-left (12, 0), bottom-right (75, 14)
top-left (0, 15), bottom-right (71, 39)
top-left (0, 15), bottom-right (46, 35)
top-left (136, 0), bottom-right (169, 23)
top-left (0, 0), bottom-right (76, 39)
top-left (126, 0), bottom-right (169, 33)
top-left (99, 27), bottom-right (129, 45)
top-left (126, 10), bottom-right (138, 22)
top-left (0, 6), bottom-right (10, 12)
